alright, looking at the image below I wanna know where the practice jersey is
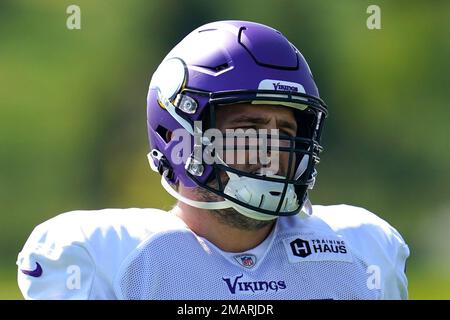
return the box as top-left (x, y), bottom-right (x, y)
top-left (17, 203), bottom-right (409, 300)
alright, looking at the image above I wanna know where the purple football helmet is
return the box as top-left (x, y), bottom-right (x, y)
top-left (146, 20), bottom-right (327, 220)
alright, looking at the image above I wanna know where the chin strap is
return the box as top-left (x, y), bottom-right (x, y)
top-left (159, 169), bottom-right (312, 220)
top-left (160, 170), bottom-right (229, 210)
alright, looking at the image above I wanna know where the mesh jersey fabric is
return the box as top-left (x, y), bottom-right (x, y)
top-left (17, 205), bottom-right (409, 300)
top-left (117, 228), bottom-right (380, 300)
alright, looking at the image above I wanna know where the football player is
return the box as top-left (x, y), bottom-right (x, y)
top-left (17, 20), bottom-right (409, 300)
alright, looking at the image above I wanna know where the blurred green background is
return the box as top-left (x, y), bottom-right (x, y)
top-left (1, 0), bottom-right (449, 299)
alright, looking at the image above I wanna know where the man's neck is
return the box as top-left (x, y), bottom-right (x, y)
top-left (171, 203), bottom-right (276, 253)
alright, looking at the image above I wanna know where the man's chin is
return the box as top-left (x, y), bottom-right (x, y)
top-left (190, 185), bottom-right (275, 231)
top-left (210, 207), bottom-right (275, 231)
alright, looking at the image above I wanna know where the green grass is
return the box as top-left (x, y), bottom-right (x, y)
top-left (0, 265), bottom-right (22, 300)
top-left (408, 266), bottom-right (450, 300)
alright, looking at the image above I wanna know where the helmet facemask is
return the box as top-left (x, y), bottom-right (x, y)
top-left (161, 88), bottom-right (327, 221)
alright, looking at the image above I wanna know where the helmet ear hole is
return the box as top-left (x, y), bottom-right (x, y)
top-left (155, 125), bottom-right (172, 143)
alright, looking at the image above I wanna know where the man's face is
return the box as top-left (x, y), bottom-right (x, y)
top-left (187, 103), bottom-right (298, 231)
top-left (214, 103), bottom-right (298, 179)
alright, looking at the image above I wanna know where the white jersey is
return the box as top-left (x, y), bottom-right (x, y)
top-left (17, 204), bottom-right (409, 300)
